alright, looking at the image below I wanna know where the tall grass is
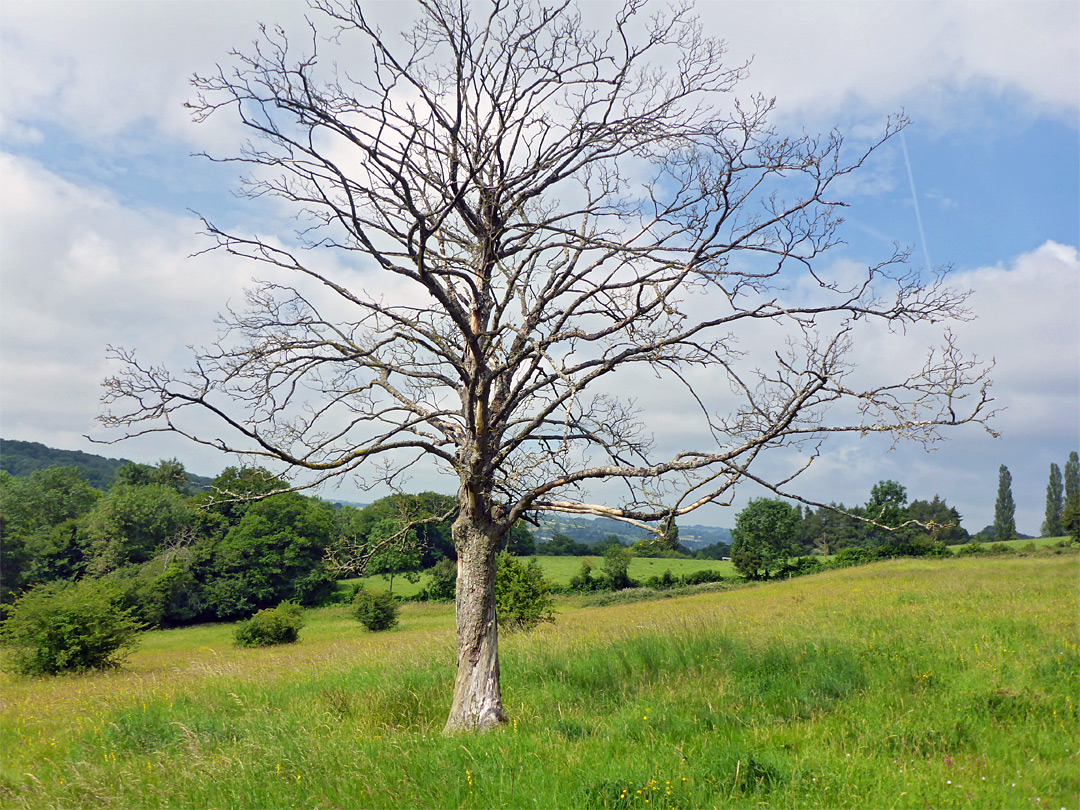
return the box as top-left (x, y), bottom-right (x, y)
top-left (1, 555), bottom-right (1076, 808)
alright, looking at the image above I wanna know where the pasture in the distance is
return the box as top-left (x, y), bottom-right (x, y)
top-left (1, 554), bottom-right (1076, 809)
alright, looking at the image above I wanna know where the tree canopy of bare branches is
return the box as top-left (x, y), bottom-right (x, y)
top-left (100, 0), bottom-right (994, 732)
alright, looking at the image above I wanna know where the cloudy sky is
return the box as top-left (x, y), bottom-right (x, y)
top-left (1, 0), bottom-right (1077, 534)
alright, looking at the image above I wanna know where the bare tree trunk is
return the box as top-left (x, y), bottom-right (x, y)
top-left (443, 512), bottom-right (507, 733)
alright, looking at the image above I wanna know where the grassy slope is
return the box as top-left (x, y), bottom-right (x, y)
top-left (1, 554), bottom-right (1076, 809)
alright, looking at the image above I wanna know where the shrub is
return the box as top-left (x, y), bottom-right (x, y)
top-left (645, 569), bottom-right (677, 589)
top-left (420, 558), bottom-right (457, 601)
top-left (353, 587), bottom-right (399, 631)
top-left (680, 569), bottom-right (730, 586)
top-left (602, 545), bottom-right (634, 590)
top-left (568, 559), bottom-right (601, 592)
top-left (495, 552), bottom-right (555, 631)
top-left (234, 601), bottom-right (305, 647)
top-left (0, 579), bottom-right (143, 676)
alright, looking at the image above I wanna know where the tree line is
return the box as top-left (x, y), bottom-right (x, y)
top-left (0, 460), bottom-right (470, 627)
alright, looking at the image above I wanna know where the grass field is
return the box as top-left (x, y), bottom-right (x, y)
top-left (343, 554), bottom-right (736, 597)
top-left (1, 553), bottom-right (1077, 809)
top-left (946, 535), bottom-right (1072, 552)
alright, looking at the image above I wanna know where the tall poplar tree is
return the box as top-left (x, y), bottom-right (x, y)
top-left (994, 464), bottom-right (1017, 542)
top-left (1063, 452), bottom-right (1080, 542)
top-left (1042, 463), bottom-right (1064, 537)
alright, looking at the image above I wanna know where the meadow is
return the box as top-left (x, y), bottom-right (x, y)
top-left (344, 555), bottom-right (736, 597)
top-left (1, 553), bottom-right (1076, 809)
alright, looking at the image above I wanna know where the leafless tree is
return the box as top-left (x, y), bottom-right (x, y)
top-left (100, 0), bottom-right (994, 732)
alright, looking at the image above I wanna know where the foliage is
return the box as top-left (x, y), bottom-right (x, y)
top-left (1063, 452), bottom-right (1080, 542)
top-left (330, 492), bottom-right (457, 572)
top-left (994, 464), bottom-right (1017, 542)
top-left (117, 555), bottom-right (204, 628)
top-left (420, 558), bottom-right (458, 601)
top-left (536, 532), bottom-right (591, 556)
top-left (494, 552), bottom-right (555, 631)
top-left (1043, 462), bottom-right (1064, 537)
top-left (352, 587), bottom-right (399, 632)
top-left (204, 491), bottom-right (336, 619)
top-left (692, 541), bottom-right (731, 560)
top-left (233, 601), bottom-right (305, 647)
top-left (731, 499), bottom-right (799, 579)
top-left (568, 559), bottom-right (601, 592)
top-left (601, 545), bottom-right (634, 590)
top-left (115, 459), bottom-right (193, 495)
top-left (0, 578), bottom-right (143, 675)
top-left (502, 522), bottom-right (536, 556)
top-left (0, 466), bottom-right (101, 534)
top-left (83, 483), bottom-right (193, 575)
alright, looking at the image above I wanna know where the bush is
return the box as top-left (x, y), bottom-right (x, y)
top-left (679, 569), bottom-right (730, 586)
top-left (353, 587), bottom-right (399, 631)
top-left (420, 558), bottom-right (457, 601)
top-left (495, 552), bottom-right (555, 631)
top-left (0, 579), bottom-right (143, 675)
top-left (233, 601), bottom-right (305, 647)
top-left (602, 545), bottom-right (634, 590)
top-left (568, 559), bottom-right (601, 592)
top-left (645, 569), bottom-right (677, 589)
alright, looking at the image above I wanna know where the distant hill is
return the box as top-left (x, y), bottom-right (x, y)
top-left (533, 512), bottom-right (731, 550)
top-left (0, 439), bottom-right (214, 490)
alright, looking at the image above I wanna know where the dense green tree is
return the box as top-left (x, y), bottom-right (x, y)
top-left (502, 522), bottom-right (536, 556)
top-left (494, 552), bottom-right (554, 631)
top-left (601, 545), bottom-right (634, 590)
top-left (536, 532), bottom-right (590, 556)
top-left (993, 465), bottom-right (1017, 542)
top-left (200, 466), bottom-right (289, 525)
top-left (84, 483), bottom-right (194, 575)
top-left (593, 535), bottom-right (627, 555)
top-left (692, 542), bottom-right (731, 560)
top-left (0, 466), bottom-right (101, 535)
top-left (204, 491), bottom-right (336, 619)
top-left (21, 519), bottom-right (92, 585)
top-left (731, 498), bottom-right (799, 579)
top-left (421, 558), bottom-right (457, 601)
top-left (1042, 463), bottom-right (1064, 537)
top-left (1063, 452), bottom-right (1080, 542)
top-left (797, 502), bottom-right (863, 554)
top-left (331, 492), bottom-right (457, 571)
top-left (906, 496), bottom-right (968, 545)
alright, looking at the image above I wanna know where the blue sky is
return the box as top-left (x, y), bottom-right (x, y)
top-left (1, 0), bottom-right (1077, 534)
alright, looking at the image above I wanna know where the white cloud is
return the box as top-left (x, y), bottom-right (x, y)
top-left (709, 0), bottom-right (1079, 127)
top-left (0, 153), bottom-right (251, 463)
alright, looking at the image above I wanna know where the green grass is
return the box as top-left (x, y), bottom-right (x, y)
top-left (2, 554), bottom-right (1077, 809)
top-left (532, 554), bottom-right (735, 586)
top-left (947, 535), bottom-right (1075, 552)
top-left (341, 554), bottom-right (734, 596)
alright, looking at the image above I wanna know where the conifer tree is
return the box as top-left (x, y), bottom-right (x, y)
top-left (1063, 452), bottom-right (1080, 542)
top-left (1042, 463), bottom-right (1064, 537)
top-left (993, 464), bottom-right (1017, 542)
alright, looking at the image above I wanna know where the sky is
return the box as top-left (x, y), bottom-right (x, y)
top-left (1, 0), bottom-right (1078, 535)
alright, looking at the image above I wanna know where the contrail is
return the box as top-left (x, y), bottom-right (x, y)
top-left (900, 130), bottom-right (933, 273)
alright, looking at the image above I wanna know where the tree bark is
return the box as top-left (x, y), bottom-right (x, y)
top-left (443, 511), bottom-right (507, 733)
